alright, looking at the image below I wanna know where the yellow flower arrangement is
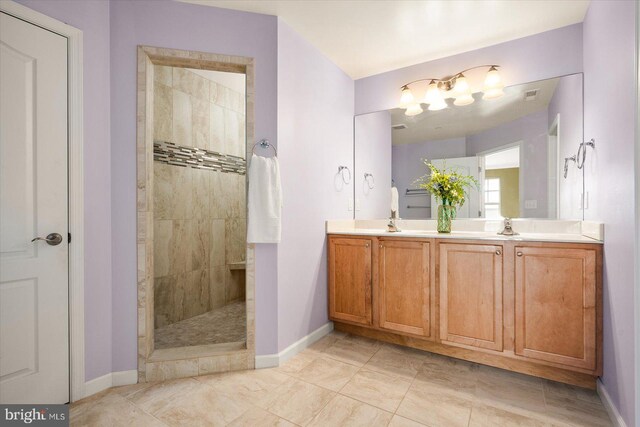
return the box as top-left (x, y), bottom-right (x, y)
top-left (415, 160), bottom-right (478, 207)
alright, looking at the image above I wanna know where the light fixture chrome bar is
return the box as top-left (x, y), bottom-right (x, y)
top-left (399, 65), bottom-right (501, 89)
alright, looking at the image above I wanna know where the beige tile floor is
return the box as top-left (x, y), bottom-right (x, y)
top-left (71, 331), bottom-right (612, 427)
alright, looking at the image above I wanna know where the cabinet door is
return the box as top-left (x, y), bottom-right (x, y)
top-left (515, 246), bottom-right (596, 370)
top-left (328, 237), bottom-right (373, 325)
top-left (378, 240), bottom-right (431, 337)
top-left (439, 243), bottom-right (503, 351)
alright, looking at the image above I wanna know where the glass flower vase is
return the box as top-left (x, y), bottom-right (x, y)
top-left (437, 200), bottom-right (456, 233)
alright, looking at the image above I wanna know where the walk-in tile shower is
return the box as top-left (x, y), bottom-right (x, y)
top-left (152, 65), bottom-right (247, 349)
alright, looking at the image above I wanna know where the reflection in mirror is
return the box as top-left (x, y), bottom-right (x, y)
top-left (354, 73), bottom-right (584, 220)
top-left (152, 65), bottom-right (247, 349)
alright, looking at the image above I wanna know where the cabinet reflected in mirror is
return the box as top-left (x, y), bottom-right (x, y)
top-left (354, 73), bottom-right (584, 220)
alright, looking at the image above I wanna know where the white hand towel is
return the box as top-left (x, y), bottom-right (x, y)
top-left (391, 186), bottom-right (399, 214)
top-left (248, 154), bottom-right (282, 243)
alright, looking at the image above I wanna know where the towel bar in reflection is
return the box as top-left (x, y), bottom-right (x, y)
top-left (406, 189), bottom-right (429, 196)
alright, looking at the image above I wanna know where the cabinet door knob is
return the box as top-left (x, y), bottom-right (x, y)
top-left (517, 251), bottom-right (523, 257)
top-left (495, 250), bottom-right (502, 255)
top-left (365, 243), bottom-right (370, 248)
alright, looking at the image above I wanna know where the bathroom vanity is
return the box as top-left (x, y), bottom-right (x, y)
top-left (340, 70), bottom-right (606, 388)
top-left (327, 220), bottom-right (603, 388)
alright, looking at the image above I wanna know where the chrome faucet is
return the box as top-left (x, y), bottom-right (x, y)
top-left (497, 218), bottom-right (518, 236)
top-left (387, 211), bottom-right (401, 233)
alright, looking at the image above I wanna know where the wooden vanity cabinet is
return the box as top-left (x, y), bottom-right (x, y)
top-left (439, 243), bottom-right (503, 351)
top-left (514, 245), bottom-right (599, 371)
top-left (328, 236), bottom-right (374, 326)
top-left (378, 239), bottom-right (432, 338)
top-left (327, 234), bottom-right (602, 387)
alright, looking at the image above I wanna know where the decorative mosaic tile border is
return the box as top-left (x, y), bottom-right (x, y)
top-left (153, 140), bottom-right (246, 175)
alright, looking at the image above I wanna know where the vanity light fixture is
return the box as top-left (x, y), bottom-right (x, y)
top-left (400, 65), bottom-right (504, 116)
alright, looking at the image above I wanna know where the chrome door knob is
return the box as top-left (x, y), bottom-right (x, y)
top-left (31, 233), bottom-right (63, 246)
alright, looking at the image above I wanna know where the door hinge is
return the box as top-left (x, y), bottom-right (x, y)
top-left (478, 166), bottom-right (482, 173)
top-left (68, 233), bottom-right (72, 244)
top-left (478, 210), bottom-right (482, 217)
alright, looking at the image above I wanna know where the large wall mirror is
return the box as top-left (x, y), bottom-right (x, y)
top-left (354, 73), bottom-right (585, 220)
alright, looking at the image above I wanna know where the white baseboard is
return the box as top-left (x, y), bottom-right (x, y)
top-left (597, 379), bottom-right (627, 427)
top-left (83, 370), bottom-right (137, 399)
top-left (111, 370), bottom-right (138, 387)
top-left (255, 353), bottom-right (281, 369)
top-left (255, 322), bottom-right (334, 369)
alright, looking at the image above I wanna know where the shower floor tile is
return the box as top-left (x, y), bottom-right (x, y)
top-left (154, 300), bottom-right (246, 349)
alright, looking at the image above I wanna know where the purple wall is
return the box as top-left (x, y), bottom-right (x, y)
top-left (15, 0), bottom-right (113, 381)
top-left (392, 137), bottom-right (466, 219)
top-left (583, 1), bottom-right (637, 425)
top-left (354, 111), bottom-right (392, 219)
top-left (276, 21), bottom-right (354, 350)
top-left (355, 24), bottom-right (583, 114)
top-left (467, 109), bottom-right (550, 218)
top-left (548, 73), bottom-right (584, 220)
top-left (109, 0), bottom-right (278, 369)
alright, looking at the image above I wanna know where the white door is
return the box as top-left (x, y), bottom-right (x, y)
top-left (430, 156), bottom-right (483, 219)
top-left (0, 12), bottom-right (69, 404)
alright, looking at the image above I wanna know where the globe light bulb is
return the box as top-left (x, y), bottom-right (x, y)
top-left (483, 66), bottom-right (504, 99)
top-left (454, 94), bottom-right (474, 106)
top-left (482, 88), bottom-right (504, 100)
top-left (400, 86), bottom-right (414, 107)
top-left (405, 103), bottom-right (424, 116)
top-left (484, 66), bottom-right (502, 88)
top-left (424, 80), bottom-right (443, 105)
top-left (428, 98), bottom-right (447, 111)
top-left (453, 74), bottom-right (470, 94)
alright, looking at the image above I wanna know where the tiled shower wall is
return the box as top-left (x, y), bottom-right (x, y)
top-left (153, 66), bottom-right (246, 329)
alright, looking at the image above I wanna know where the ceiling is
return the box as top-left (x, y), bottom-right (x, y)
top-left (390, 77), bottom-right (560, 144)
top-left (180, 0), bottom-right (590, 79)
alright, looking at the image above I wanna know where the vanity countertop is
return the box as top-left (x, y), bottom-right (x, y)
top-left (326, 219), bottom-right (604, 244)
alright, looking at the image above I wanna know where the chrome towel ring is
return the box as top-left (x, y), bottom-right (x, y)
top-left (576, 138), bottom-right (595, 169)
top-left (564, 155), bottom-right (576, 179)
top-left (252, 139), bottom-right (277, 156)
top-left (338, 166), bottom-right (351, 184)
top-left (364, 173), bottom-right (375, 189)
